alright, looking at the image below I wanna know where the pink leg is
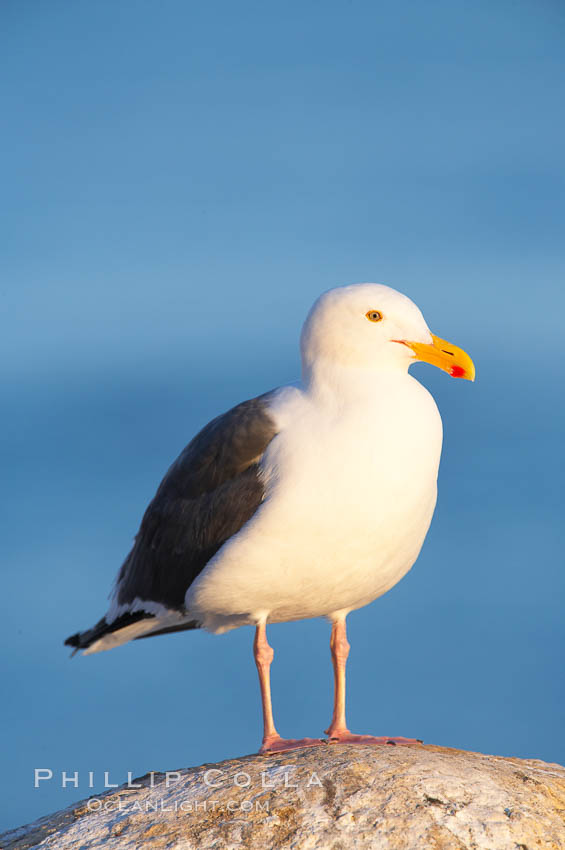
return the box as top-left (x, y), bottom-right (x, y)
top-left (324, 617), bottom-right (421, 746)
top-left (254, 622), bottom-right (325, 754)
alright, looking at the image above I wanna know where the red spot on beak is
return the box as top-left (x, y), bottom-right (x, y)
top-left (450, 365), bottom-right (466, 378)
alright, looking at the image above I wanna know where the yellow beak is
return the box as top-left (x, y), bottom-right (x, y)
top-left (397, 334), bottom-right (475, 381)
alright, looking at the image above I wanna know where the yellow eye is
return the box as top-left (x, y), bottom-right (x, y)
top-left (366, 310), bottom-right (383, 322)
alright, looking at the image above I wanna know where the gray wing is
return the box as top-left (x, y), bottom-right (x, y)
top-left (114, 391), bottom-right (278, 610)
top-left (65, 392), bottom-right (278, 650)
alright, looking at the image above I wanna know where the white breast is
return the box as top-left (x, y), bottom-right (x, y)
top-left (185, 374), bottom-right (443, 633)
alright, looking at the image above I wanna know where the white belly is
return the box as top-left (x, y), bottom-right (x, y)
top-left (185, 375), bottom-right (443, 632)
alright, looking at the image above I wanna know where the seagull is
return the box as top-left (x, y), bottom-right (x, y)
top-left (65, 283), bottom-right (474, 753)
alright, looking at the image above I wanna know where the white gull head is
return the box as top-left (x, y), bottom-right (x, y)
top-left (300, 282), bottom-right (474, 389)
top-left (300, 283), bottom-right (432, 376)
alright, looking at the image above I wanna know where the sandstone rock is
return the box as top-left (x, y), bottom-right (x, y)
top-left (2, 744), bottom-right (564, 849)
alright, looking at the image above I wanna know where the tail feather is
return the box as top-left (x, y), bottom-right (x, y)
top-left (64, 611), bottom-right (149, 652)
top-left (64, 610), bottom-right (200, 654)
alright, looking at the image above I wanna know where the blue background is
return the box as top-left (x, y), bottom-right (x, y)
top-left (2, 0), bottom-right (564, 832)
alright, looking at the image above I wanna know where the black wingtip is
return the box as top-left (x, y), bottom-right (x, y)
top-left (64, 633), bottom-right (82, 657)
